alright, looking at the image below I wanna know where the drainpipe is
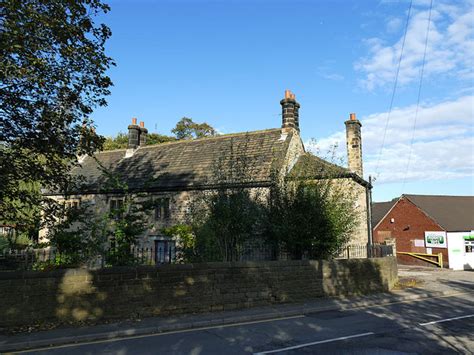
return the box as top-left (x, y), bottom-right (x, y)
top-left (366, 175), bottom-right (374, 256)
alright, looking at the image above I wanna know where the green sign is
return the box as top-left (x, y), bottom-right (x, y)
top-left (424, 231), bottom-right (447, 248)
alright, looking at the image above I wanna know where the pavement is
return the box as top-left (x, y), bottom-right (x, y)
top-left (1, 265), bottom-right (473, 353)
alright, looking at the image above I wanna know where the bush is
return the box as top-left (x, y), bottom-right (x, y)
top-left (162, 224), bottom-right (196, 263)
top-left (265, 178), bottom-right (359, 259)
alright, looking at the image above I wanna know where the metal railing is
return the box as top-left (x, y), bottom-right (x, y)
top-left (0, 243), bottom-right (394, 271)
top-left (335, 244), bottom-right (394, 260)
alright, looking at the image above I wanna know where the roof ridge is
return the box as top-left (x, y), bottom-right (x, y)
top-left (140, 128), bottom-right (282, 150)
top-left (95, 128), bottom-right (283, 154)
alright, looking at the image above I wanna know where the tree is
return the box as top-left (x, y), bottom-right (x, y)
top-left (102, 132), bottom-right (176, 150)
top-left (0, 181), bottom-right (42, 246)
top-left (185, 136), bottom-right (263, 262)
top-left (105, 195), bottom-right (153, 266)
top-left (265, 152), bottom-right (360, 259)
top-left (171, 117), bottom-right (216, 140)
top-left (39, 158), bottom-right (157, 269)
top-left (40, 202), bottom-right (108, 269)
top-left (1, 0), bottom-right (114, 226)
top-left (103, 132), bottom-right (129, 150)
top-left (147, 133), bottom-right (177, 145)
top-left (101, 118), bottom-right (214, 151)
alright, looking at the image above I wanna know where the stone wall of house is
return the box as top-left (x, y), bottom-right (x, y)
top-left (40, 188), bottom-right (271, 249)
top-left (41, 180), bottom-right (368, 250)
top-left (0, 257), bottom-right (397, 328)
top-left (330, 178), bottom-right (369, 246)
top-left (39, 133), bottom-right (369, 248)
top-left (39, 191), bottom-right (195, 247)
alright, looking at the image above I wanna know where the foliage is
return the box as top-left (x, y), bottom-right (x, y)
top-left (0, 181), bottom-right (42, 244)
top-left (161, 224), bottom-right (195, 263)
top-left (172, 117), bottom-right (216, 140)
top-left (102, 132), bottom-right (176, 150)
top-left (43, 202), bottom-right (108, 268)
top-left (147, 133), bottom-right (177, 145)
top-left (265, 152), bottom-right (360, 259)
top-left (0, 236), bottom-right (8, 253)
top-left (0, 0), bottom-right (114, 226)
top-left (102, 132), bottom-right (129, 150)
top-left (1, 231), bottom-right (32, 251)
top-left (37, 155), bottom-right (156, 268)
top-left (105, 195), bottom-right (153, 266)
top-left (185, 139), bottom-right (360, 262)
top-left (186, 137), bottom-right (264, 262)
top-left (102, 117), bottom-right (216, 151)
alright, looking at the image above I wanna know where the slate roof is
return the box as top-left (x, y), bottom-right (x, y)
top-left (65, 129), bottom-right (292, 194)
top-left (372, 195), bottom-right (474, 231)
top-left (288, 153), bottom-right (370, 187)
top-left (404, 194), bottom-right (474, 231)
top-left (371, 200), bottom-right (397, 228)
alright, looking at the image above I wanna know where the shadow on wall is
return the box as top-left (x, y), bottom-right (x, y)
top-left (0, 258), bottom-right (398, 331)
top-left (322, 258), bottom-right (389, 297)
top-left (5, 268), bottom-right (471, 354)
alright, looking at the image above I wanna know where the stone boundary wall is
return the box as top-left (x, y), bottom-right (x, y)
top-left (0, 257), bottom-right (397, 328)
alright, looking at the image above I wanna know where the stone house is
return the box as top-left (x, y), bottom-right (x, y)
top-left (41, 91), bottom-right (371, 260)
top-left (372, 194), bottom-right (474, 269)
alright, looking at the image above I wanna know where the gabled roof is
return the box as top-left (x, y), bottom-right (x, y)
top-left (64, 128), bottom-right (292, 194)
top-left (404, 194), bottom-right (474, 232)
top-left (371, 200), bottom-right (397, 228)
top-left (288, 153), bottom-right (370, 187)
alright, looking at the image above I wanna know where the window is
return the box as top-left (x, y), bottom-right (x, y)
top-left (154, 238), bottom-right (176, 264)
top-left (65, 199), bottom-right (81, 209)
top-left (110, 199), bottom-right (124, 220)
top-left (466, 242), bottom-right (474, 253)
top-left (155, 198), bottom-right (170, 220)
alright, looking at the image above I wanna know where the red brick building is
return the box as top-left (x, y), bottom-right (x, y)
top-left (372, 195), bottom-right (474, 267)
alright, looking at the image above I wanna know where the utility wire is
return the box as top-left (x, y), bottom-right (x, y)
top-left (401, 0), bottom-right (434, 192)
top-left (374, 0), bottom-right (413, 178)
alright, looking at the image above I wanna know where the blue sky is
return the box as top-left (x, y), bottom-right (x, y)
top-left (93, 0), bottom-right (474, 201)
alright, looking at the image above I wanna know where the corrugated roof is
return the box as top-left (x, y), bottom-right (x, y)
top-left (371, 200), bottom-right (397, 228)
top-left (66, 129), bottom-right (292, 194)
top-left (404, 194), bottom-right (474, 231)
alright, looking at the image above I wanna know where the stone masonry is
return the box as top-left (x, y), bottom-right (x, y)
top-left (345, 113), bottom-right (363, 177)
top-left (0, 257), bottom-right (397, 328)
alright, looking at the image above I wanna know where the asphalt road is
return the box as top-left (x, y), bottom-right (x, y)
top-left (17, 292), bottom-right (474, 355)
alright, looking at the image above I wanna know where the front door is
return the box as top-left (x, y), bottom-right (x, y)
top-left (154, 239), bottom-right (176, 264)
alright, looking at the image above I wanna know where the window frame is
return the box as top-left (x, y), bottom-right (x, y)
top-left (154, 197), bottom-right (171, 221)
top-left (109, 198), bottom-right (125, 220)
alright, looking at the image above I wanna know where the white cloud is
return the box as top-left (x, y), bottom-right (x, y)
top-left (386, 17), bottom-right (402, 33)
top-left (316, 64), bottom-right (345, 81)
top-left (307, 96), bottom-right (474, 184)
top-left (356, 0), bottom-right (474, 91)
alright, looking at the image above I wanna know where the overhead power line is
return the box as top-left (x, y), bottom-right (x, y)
top-left (401, 0), bottom-right (434, 192)
top-left (374, 0), bottom-right (413, 178)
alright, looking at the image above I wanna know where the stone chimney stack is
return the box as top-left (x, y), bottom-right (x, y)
top-left (280, 90), bottom-right (300, 133)
top-left (345, 113), bottom-right (363, 177)
top-left (139, 121), bottom-right (148, 146)
top-left (128, 118), bottom-right (140, 149)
